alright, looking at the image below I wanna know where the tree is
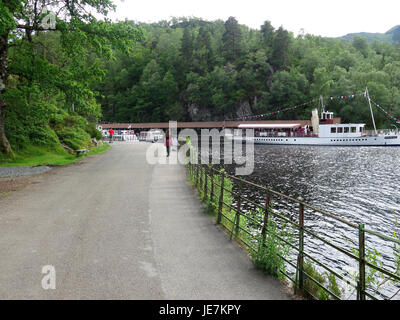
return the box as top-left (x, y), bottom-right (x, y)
top-left (353, 36), bottom-right (369, 58)
top-left (260, 20), bottom-right (275, 50)
top-left (310, 67), bottom-right (334, 98)
top-left (269, 70), bottom-right (309, 119)
top-left (0, 0), bottom-right (142, 155)
top-left (271, 26), bottom-right (291, 71)
top-left (193, 26), bottom-right (213, 74)
top-left (180, 27), bottom-right (194, 69)
top-left (222, 16), bottom-right (242, 63)
top-left (90, 16), bottom-right (400, 128)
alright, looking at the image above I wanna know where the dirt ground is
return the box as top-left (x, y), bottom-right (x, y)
top-left (1, 176), bottom-right (35, 198)
top-left (0, 164), bottom-right (75, 200)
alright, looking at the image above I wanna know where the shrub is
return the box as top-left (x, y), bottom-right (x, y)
top-left (4, 109), bottom-right (30, 151)
top-left (56, 127), bottom-right (91, 150)
top-left (86, 122), bottom-right (102, 140)
top-left (251, 218), bottom-right (291, 278)
top-left (302, 261), bottom-right (329, 300)
top-left (28, 125), bottom-right (60, 146)
top-left (302, 260), bottom-right (342, 300)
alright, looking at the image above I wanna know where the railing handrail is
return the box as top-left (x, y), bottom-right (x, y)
top-left (206, 163), bottom-right (359, 229)
top-left (187, 148), bottom-right (400, 300)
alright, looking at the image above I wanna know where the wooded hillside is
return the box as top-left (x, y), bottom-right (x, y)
top-left (98, 17), bottom-right (400, 130)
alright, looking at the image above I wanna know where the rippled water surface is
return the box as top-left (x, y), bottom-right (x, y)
top-left (218, 144), bottom-right (400, 298)
top-left (242, 146), bottom-right (399, 228)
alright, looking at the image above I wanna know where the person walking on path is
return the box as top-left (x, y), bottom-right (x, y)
top-left (108, 128), bottom-right (114, 143)
top-left (165, 131), bottom-right (171, 157)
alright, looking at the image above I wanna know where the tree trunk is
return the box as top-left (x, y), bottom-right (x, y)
top-left (0, 32), bottom-right (12, 155)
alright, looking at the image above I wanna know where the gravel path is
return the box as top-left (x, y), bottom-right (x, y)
top-left (0, 166), bottom-right (52, 178)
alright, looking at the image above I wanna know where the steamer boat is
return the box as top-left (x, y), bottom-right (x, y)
top-left (233, 90), bottom-right (400, 146)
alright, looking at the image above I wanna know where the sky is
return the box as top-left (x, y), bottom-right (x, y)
top-left (107, 0), bottom-right (400, 38)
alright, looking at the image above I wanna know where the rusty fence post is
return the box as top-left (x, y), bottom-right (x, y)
top-left (204, 166), bottom-right (208, 201)
top-left (217, 171), bottom-right (224, 224)
top-left (189, 158), bottom-right (193, 180)
top-left (231, 180), bottom-right (242, 240)
top-left (210, 167), bottom-right (214, 204)
top-left (196, 164), bottom-right (200, 188)
top-left (297, 203), bottom-right (305, 292)
top-left (358, 224), bottom-right (366, 300)
top-left (261, 191), bottom-right (271, 250)
top-left (192, 162), bottom-right (194, 181)
top-left (199, 165), bottom-right (203, 193)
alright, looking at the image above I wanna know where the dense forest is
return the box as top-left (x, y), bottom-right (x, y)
top-left (98, 17), bottom-right (400, 129)
top-left (1, 1), bottom-right (400, 157)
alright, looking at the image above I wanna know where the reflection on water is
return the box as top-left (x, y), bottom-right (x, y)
top-left (218, 144), bottom-right (400, 299)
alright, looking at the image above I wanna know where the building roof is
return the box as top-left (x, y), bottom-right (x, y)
top-left (98, 119), bottom-right (341, 130)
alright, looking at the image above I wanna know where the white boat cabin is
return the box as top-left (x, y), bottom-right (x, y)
top-left (319, 124), bottom-right (365, 138)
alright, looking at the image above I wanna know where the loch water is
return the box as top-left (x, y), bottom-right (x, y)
top-left (212, 143), bottom-right (400, 299)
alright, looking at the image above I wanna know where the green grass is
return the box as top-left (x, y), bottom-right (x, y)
top-left (0, 143), bottom-right (110, 167)
top-left (86, 143), bottom-right (110, 156)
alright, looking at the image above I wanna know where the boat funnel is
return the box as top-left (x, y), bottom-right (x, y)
top-left (312, 108), bottom-right (319, 134)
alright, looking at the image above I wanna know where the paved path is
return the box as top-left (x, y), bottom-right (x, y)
top-left (0, 142), bottom-right (291, 300)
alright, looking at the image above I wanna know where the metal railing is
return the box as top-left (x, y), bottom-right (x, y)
top-left (102, 135), bottom-right (138, 142)
top-left (364, 129), bottom-right (399, 136)
top-left (186, 157), bottom-right (400, 300)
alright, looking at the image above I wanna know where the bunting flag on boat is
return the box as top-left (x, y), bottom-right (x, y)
top-left (368, 98), bottom-right (400, 124)
top-left (231, 92), bottom-right (364, 121)
top-left (232, 100), bottom-right (315, 121)
top-left (226, 91), bottom-right (399, 124)
top-left (329, 93), bottom-right (365, 100)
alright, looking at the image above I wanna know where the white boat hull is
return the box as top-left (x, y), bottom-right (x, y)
top-left (233, 135), bottom-right (400, 146)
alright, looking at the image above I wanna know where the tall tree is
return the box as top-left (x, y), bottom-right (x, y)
top-left (0, 0), bottom-right (142, 155)
top-left (222, 16), bottom-right (242, 63)
top-left (353, 36), bottom-right (369, 58)
top-left (180, 27), bottom-right (194, 68)
top-left (193, 26), bottom-right (213, 74)
top-left (271, 26), bottom-right (290, 71)
top-left (260, 20), bottom-right (275, 50)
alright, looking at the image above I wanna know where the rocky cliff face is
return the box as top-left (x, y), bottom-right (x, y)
top-left (187, 103), bottom-right (212, 121)
top-left (187, 99), bottom-right (255, 121)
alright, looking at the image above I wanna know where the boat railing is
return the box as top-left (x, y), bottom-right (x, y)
top-left (255, 132), bottom-right (317, 138)
top-left (364, 129), bottom-right (399, 136)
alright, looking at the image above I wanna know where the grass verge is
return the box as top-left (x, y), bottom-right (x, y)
top-left (0, 143), bottom-right (110, 167)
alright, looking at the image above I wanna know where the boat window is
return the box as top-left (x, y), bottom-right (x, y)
top-left (359, 127), bottom-right (363, 132)
top-left (351, 127), bottom-right (357, 133)
top-left (338, 127), bottom-right (343, 133)
top-left (344, 127), bottom-right (349, 133)
top-left (331, 127), bottom-right (336, 133)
